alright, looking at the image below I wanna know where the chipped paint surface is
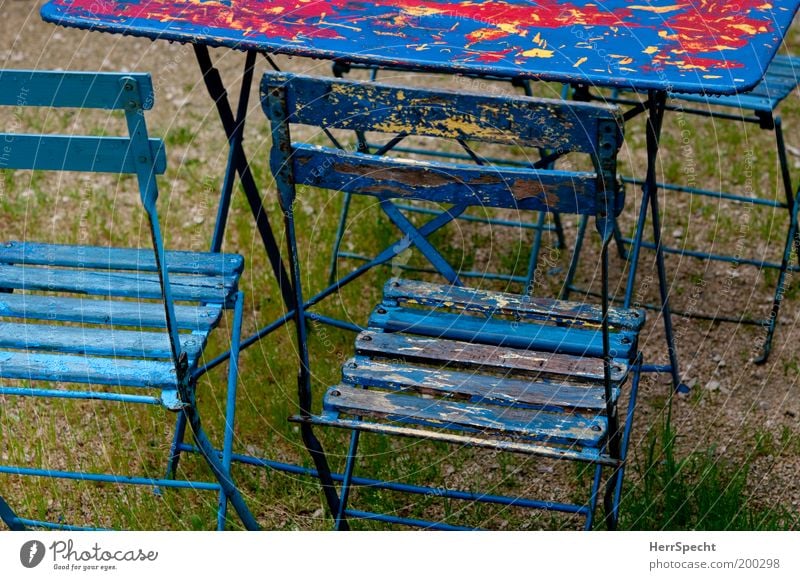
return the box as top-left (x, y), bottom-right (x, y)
top-left (42, 1), bottom-right (798, 94)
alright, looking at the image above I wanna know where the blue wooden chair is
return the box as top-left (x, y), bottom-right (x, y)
top-left (0, 70), bottom-right (258, 530)
top-left (325, 61), bottom-right (565, 291)
top-left (570, 54), bottom-right (800, 363)
top-left (262, 71), bottom-right (644, 529)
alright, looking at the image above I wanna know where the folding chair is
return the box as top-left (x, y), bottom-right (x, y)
top-left (326, 61), bottom-right (565, 290)
top-left (0, 70), bottom-right (258, 530)
top-left (262, 71), bottom-right (644, 529)
top-left (571, 54), bottom-right (800, 363)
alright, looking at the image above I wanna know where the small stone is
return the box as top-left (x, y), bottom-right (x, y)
top-left (712, 354), bottom-right (722, 362)
top-left (312, 508), bottom-right (324, 519)
top-left (672, 227), bottom-right (684, 239)
top-left (704, 380), bottom-right (721, 392)
top-left (193, 214), bottom-right (205, 224)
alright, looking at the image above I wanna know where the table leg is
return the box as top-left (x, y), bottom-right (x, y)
top-left (624, 90), bottom-right (686, 393)
top-left (193, 45), bottom-right (295, 310)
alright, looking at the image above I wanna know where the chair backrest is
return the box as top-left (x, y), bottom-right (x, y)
top-left (261, 71), bottom-right (624, 228)
top-left (0, 70), bottom-right (184, 373)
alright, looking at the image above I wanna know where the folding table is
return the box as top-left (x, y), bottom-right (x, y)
top-left (39, 0), bottom-right (799, 521)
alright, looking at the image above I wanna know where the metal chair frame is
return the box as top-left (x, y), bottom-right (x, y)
top-left (0, 70), bottom-right (258, 530)
top-left (327, 61), bottom-right (566, 290)
top-left (262, 70), bottom-right (643, 530)
top-left (566, 55), bottom-right (800, 363)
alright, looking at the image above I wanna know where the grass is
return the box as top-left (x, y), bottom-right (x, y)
top-left (2, 42), bottom-right (800, 530)
top-left (622, 401), bottom-right (798, 531)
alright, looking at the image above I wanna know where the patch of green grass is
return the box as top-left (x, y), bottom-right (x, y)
top-left (622, 403), bottom-right (797, 530)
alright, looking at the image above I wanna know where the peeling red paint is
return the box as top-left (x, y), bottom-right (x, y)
top-left (43, 1), bottom-right (795, 91)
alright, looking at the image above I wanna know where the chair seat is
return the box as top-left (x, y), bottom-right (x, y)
top-left (298, 278), bottom-right (643, 464)
top-left (0, 241), bottom-right (243, 395)
top-left (668, 54), bottom-right (800, 113)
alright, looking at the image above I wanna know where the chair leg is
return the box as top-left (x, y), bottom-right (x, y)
top-left (165, 412), bottom-right (188, 480)
top-left (216, 291), bottom-right (246, 530)
top-left (524, 211), bottom-right (548, 291)
top-left (603, 357), bottom-right (643, 530)
top-left (0, 496), bottom-right (26, 530)
top-left (583, 464), bottom-right (603, 531)
top-left (335, 430), bottom-right (361, 531)
top-left (552, 212), bottom-right (566, 250)
top-left (328, 191), bottom-right (354, 286)
top-left (754, 116), bottom-right (800, 363)
top-left (755, 191), bottom-right (800, 364)
top-left (561, 215), bottom-right (589, 300)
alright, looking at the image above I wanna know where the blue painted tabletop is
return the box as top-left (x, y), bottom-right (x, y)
top-left (41, 1), bottom-right (799, 94)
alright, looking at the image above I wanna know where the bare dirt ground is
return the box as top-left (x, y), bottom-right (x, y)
top-left (0, 3), bottom-right (799, 529)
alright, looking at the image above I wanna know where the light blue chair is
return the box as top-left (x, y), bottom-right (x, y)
top-left (0, 70), bottom-right (258, 530)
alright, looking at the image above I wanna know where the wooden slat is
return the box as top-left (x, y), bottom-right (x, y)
top-left (0, 242), bottom-right (244, 277)
top-left (355, 331), bottom-right (628, 383)
top-left (369, 306), bottom-right (637, 361)
top-left (383, 278), bottom-right (645, 330)
top-left (299, 414), bottom-right (611, 464)
top-left (0, 71), bottom-right (154, 110)
top-left (0, 293), bottom-right (222, 330)
top-left (342, 357), bottom-right (617, 411)
top-left (0, 135), bottom-right (166, 174)
top-left (290, 144), bottom-right (619, 217)
top-left (0, 350), bottom-right (177, 388)
top-left (264, 71), bottom-right (623, 153)
top-left (324, 385), bottom-right (607, 447)
top-left (0, 265), bottom-right (237, 304)
top-left (0, 322), bottom-right (204, 360)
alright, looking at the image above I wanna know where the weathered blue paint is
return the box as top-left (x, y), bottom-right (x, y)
top-left (0, 135), bottom-right (166, 174)
top-left (368, 304), bottom-right (637, 360)
top-left (0, 293), bottom-right (221, 330)
top-left (262, 70), bottom-right (625, 309)
top-left (0, 70), bottom-right (154, 109)
top-left (41, 1), bottom-right (799, 96)
top-left (0, 241), bottom-right (243, 275)
top-left (0, 70), bottom-right (258, 532)
top-left (259, 68), bottom-right (644, 528)
top-left (290, 144), bottom-right (614, 216)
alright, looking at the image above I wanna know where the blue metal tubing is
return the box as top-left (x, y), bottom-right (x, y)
top-left (359, 141), bottom-right (541, 169)
top-left (596, 93), bottom-right (763, 125)
top-left (344, 509), bottom-right (478, 531)
top-left (195, 202), bottom-right (475, 376)
top-left (0, 387), bottom-right (161, 406)
top-left (194, 45), bottom-right (295, 310)
top-left (620, 176), bottom-right (787, 208)
top-left (392, 203), bottom-right (560, 230)
top-left (210, 50), bottom-right (256, 254)
top-left (583, 465), bottom-right (603, 531)
top-left (176, 444), bottom-right (590, 515)
top-left (568, 285), bottom-right (769, 326)
top-left (305, 311), bottom-right (365, 334)
top-left (217, 290), bottom-right (245, 530)
top-left (336, 251), bottom-right (530, 284)
top-left (611, 362), bottom-right (642, 520)
top-left (0, 465), bottom-right (220, 491)
top-left (621, 236), bottom-right (800, 270)
top-left (14, 519), bottom-right (109, 531)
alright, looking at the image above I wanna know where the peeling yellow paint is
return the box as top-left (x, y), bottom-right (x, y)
top-left (643, 45), bottom-right (659, 54)
top-left (521, 48), bottom-right (554, 58)
top-left (574, 56), bottom-right (588, 67)
top-left (629, 4), bottom-right (686, 14)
